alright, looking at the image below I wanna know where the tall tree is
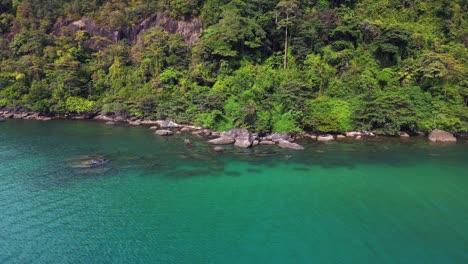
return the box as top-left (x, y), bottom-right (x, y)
top-left (275, 0), bottom-right (299, 70)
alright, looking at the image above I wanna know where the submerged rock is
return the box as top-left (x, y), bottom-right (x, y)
top-left (207, 137), bottom-right (235, 145)
top-left (277, 140), bottom-right (304, 150)
top-left (0, 118), bottom-right (5, 122)
top-left (184, 139), bottom-right (192, 145)
top-left (213, 146), bottom-right (224, 152)
top-left (428, 130), bottom-right (456, 142)
top-left (69, 156), bottom-right (110, 169)
top-left (155, 130), bottom-right (174, 136)
top-left (105, 121), bottom-right (115, 126)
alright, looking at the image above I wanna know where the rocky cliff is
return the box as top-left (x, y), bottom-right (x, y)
top-left (52, 13), bottom-right (203, 50)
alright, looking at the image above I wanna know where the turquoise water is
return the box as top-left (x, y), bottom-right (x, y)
top-left (0, 120), bottom-right (467, 263)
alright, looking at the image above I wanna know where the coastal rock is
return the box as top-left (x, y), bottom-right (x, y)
top-left (317, 135), bottom-right (335, 142)
top-left (105, 121), bottom-right (116, 126)
top-left (155, 130), bottom-right (174, 136)
top-left (37, 116), bottom-right (52, 121)
top-left (428, 130), bottom-right (456, 142)
top-left (94, 115), bottom-right (114, 121)
top-left (213, 146), bottom-right (224, 153)
top-left (399, 132), bottom-right (410, 138)
top-left (346, 131), bottom-right (362, 137)
top-left (0, 117), bottom-right (5, 122)
top-left (259, 140), bottom-right (276, 145)
top-left (252, 140), bottom-right (259, 147)
top-left (277, 140), bottom-right (305, 150)
top-left (221, 128), bottom-right (255, 148)
top-left (184, 139), bottom-right (192, 145)
top-left (355, 135), bottom-right (362, 140)
top-left (128, 120), bottom-right (141, 126)
top-left (180, 127), bottom-right (191, 132)
top-left (207, 137), bottom-right (235, 145)
top-left (140, 120), bottom-right (160, 125)
top-left (149, 126), bottom-right (158, 130)
top-left (193, 129), bottom-right (212, 137)
top-left (157, 120), bottom-right (179, 128)
top-left (269, 133), bottom-right (291, 142)
top-left (336, 135), bottom-right (346, 139)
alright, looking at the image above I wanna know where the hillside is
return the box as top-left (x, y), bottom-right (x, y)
top-left (0, 0), bottom-right (467, 134)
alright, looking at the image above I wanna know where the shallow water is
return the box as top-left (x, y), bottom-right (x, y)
top-left (1, 120), bottom-right (467, 263)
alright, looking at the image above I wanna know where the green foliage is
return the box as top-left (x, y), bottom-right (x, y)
top-left (65, 97), bottom-right (96, 113)
top-left (305, 97), bottom-right (352, 132)
top-left (0, 0), bottom-right (466, 134)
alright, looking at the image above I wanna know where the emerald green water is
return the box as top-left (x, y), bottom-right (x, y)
top-left (0, 120), bottom-right (467, 263)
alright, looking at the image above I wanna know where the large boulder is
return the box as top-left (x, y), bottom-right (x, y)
top-left (220, 128), bottom-right (255, 148)
top-left (155, 130), bottom-right (174, 136)
top-left (428, 130), bottom-right (456, 142)
top-left (277, 140), bottom-right (304, 150)
top-left (207, 137), bottom-right (235, 145)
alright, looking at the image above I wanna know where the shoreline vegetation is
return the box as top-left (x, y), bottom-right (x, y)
top-left (0, 1), bottom-right (467, 140)
top-left (1, 108), bottom-right (462, 151)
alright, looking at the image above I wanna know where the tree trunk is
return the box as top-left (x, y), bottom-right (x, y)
top-left (284, 14), bottom-right (288, 70)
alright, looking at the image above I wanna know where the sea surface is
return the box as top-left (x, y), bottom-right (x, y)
top-left (0, 119), bottom-right (467, 263)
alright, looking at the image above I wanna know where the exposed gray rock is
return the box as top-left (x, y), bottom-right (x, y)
top-left (346, 131), bottom-right (362, 137)
top-left (317, 135), bottom-right (335, 142)
top-left (94, 115), bottom-right (114, 121)
top-left (428, 130), bottom-right (456, 142)
top-left (140, 120), bottom-right (160, 125)
top-left (399, 132), bottom-right (410, 138)
top-left (180, 127), bottom-right (191, 132)
top-left (149, 126), bottom-right (158, 130)
top-left (184, 139), bottom-right (192, 145)
top-left (269, 133), bottom-right (291, 142)
top-left (277, 140), bottom-right (305, 150)
top-left (259, 140), bottom-right (276, 145)
top-left (207, 137), bottom-right (235, 145)
top-left (336, 135), bottom-right (346, 139)
top-left (155, 130), bottom-right (174, 136)
top-left (157, 120), bottom-right (179, 128)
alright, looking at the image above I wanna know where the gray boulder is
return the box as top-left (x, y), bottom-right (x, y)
top-left (155, 130), bottom-right (174, 136)
top-left (428, 130), bottom-right (456, 142)
top-left (259, 140), bottom-right (276, 145)
top-left (317, 135), bottom-right (335, 142)
top-left (269, 133), bottom-right (291, 142)
top-left (207, 137), bottom-right (235, 145)
top-left (157, 120), bottom-right (180, 128)
top-left (277, 140), bottom-right (305, 150)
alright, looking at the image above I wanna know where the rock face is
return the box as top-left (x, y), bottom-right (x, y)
top-left (207, 137), bottom-right (235, 145)
top-left (317, 135), bottom-right (335, 142)
top-left (52, 13), bottom-right (203, 50)
top-left (155, 130), bottom-right (174, 136)
top-left (428, 130), bottom-right (456, 142)
top-left (277, 140), bottom-right (305, 150)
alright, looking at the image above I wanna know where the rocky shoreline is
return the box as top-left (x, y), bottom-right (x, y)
top-left (1, 108), bottom-right (463, 151)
